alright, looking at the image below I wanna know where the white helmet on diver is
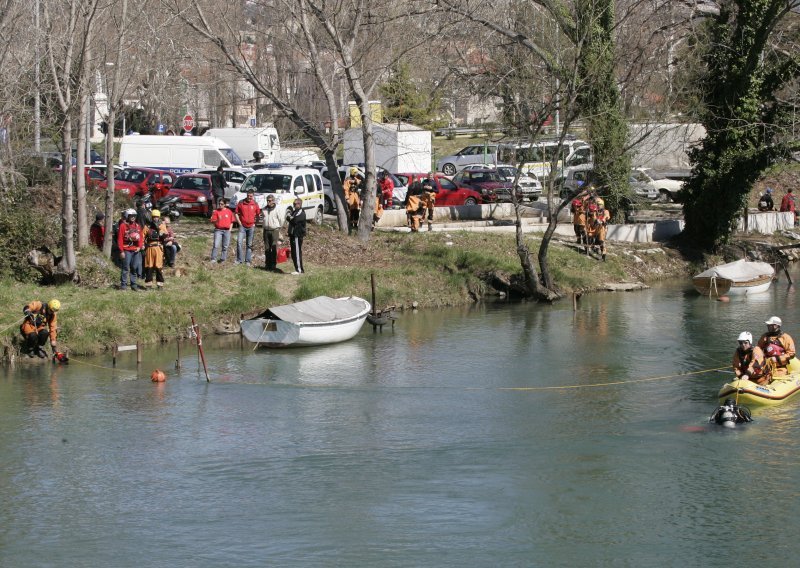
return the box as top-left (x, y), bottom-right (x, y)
top-left (737, 331), bottom-right (753, 344)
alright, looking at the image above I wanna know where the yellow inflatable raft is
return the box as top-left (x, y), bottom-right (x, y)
top-left (718, 359), bottom-right (800, 407)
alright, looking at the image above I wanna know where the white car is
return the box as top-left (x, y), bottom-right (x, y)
top-left (631, 168), bottom-right (685, 202)
top-left (196, 167), bottom-right (252, 199)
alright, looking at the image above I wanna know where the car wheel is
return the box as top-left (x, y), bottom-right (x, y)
top-left (442, 163), bottom-right (456, 176)
top-left (464, 197), bottom-right (477, 206)
top-left (324, 195), bottom-right (334, 214)
top-left (314, 206), bottom-right (324, 225)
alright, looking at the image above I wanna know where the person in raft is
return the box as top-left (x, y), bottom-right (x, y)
top-left (733, 331), bottom-right (771, 385)
top-left (758, 316), bottom-right (796, 377)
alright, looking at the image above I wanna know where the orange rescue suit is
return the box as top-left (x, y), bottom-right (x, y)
top-left (758, 331), bottom-right (796, 373)
top-left (733, 345), bottom-right (771, 384)
top-left (21, 301), bottom-right (58, 343)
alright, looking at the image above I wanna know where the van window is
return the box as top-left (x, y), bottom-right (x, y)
top-left (293, 176), bottom-right (306, 194)
top-left (203, 150), bottom-right (223, 168)
top-left (304, 174), bottom-right (315, 193)
top-left (313, 175), bottom-right (322, 193)
top-left (242, 173), bottom-right (292, 193)
top-left (162, 173), bottom-right (174, 184)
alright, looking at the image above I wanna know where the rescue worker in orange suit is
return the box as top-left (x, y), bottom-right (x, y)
top-left (143, 209), bottom-right (167, 290)
top-left (372, 184), bottom-right (384, 230)
top-left (20, 299), bottom-right (60, 358)
top-left (758, 316), bottom-right (796, 376)
top-left (585, 199), bottom-right (610, 261)
top-left (571, 197), bottom-right (588, 250)
top-left (420, 173), bottom-right (437, 232)
top-left (405, 181), bottom-right (424, 232)
top-left (343, 168), bottom-right (362, 235)
top-left (733, 331), bottom-right (771, 385)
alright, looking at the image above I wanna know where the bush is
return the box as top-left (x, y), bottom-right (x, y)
top-left (0, 187), bottom-right (60, 282)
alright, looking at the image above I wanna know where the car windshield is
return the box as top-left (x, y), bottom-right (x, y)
top-left (439, 177), bottom-right (457, 190)
top-left (117, 169), bottom-right (147, 183)
top-left (394, 174), bottom-right (410, 186)
top-left (497, 167), bottom-right (517, 178)
top-left (242, 173), bottom-right (292, 194)
top-left (471, 171), bottom-right (504, 183)
top-left (221, 148), bottom-right (244, 166)
top-left (174, 176), bottom-right (210, 190)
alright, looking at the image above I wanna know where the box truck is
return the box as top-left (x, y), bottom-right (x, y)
top-left (119, 135), bottom-right (246, 175)
top-left (203, 127), bottom-right (281, 163)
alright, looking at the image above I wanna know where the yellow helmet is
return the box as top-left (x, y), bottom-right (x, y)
top-left (48, 299), bottom-right (61, 312)
top-left (595, 197), bottom-right (605, 208)
top-left (151, 209), bottom-right (161, 218)
top-left (349, 167), bottom-right (359, 176)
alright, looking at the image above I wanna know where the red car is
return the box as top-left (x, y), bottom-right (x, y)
top-left (395, 173), bottom-right (487, 206)
top-left (451, 169), bottom-right (508, 203)
top-left (165, 173), bottom-right (214, 215)
top-left (98, 167), bottom-right (175, 199)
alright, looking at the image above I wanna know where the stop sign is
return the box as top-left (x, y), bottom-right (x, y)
top-left (182, 114), bottom-right (194, 132)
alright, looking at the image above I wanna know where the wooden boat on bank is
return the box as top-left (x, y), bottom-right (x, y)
top-left (718, 360), bottom-right (800, 407)
top-left (692, 259), bottom-right (774, 297)
top-left (240, 296), bottom-right (371, 348)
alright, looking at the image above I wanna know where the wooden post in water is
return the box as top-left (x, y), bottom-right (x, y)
top-left (112, 344), bottom-right (118, 367)
top-left (370, 273), bottom-right (378, 332)
top-left (175, 336), bottom-right (182, 370)
top-left (136, 341), bottom-right (142, 366)
top-left (190, 313), bottom-right (210, 382)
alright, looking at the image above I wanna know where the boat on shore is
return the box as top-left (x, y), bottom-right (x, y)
top-left (692, 259), bottom-right (774, 297)
top-left (718, 360), bottom-right (800, 407)
top-left (240, 296), bottom-right (371, 347)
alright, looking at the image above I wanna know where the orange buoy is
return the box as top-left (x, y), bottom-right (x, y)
top-left (717, 296), bottom-right (730, 303)
top-left (150, 369), bottom-right (166, 382)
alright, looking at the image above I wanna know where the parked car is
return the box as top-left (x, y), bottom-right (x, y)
top-left (395, 173), bottom-right (485, 206)
top-left (450, 169), bottom-right (507, 203)
top-left (436, 144), bottom-right (499, 176)
top-left (631, 167), bottom-right (686, 202)
top-left (320, 165), bottom-right (407, 213)
top-left (195, 168), bottom-right (250, 199)
top-left (463, 164), bottom-right (542, 202)
top-left (98, 167), bottom-right (175, 197)
top-left (230, 165), bottom-right (325, 225)
top-left (165, 173), bottom-right (215, 216)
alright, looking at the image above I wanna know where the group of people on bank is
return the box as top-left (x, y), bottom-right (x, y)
top-left (733, 316), bottom-right (796, 385)
top-left (570, 185), bottom-right (611, 261)
top-left (209, 191), bottom-right (307, 274)
top-left (757, 186), bottom-right (799, 224)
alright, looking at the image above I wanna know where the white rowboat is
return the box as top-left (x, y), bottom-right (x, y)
top-left (692, 259), bottom-right (774, 297)
top-left (240, 296), bottom-right (371, 347)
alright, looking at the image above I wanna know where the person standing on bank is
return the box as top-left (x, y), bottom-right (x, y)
top-left (235, 190), bottom-right (260, 266)
top-left (262, 195), bottom-right (283, 272)
top-left (286, 198), bottom-right (306, 274)
top-left (118, 208), bottom-right (144, 291)
top-left (209, 198), bottom-right (234, 263)
top-left (89, 212), bottom-right (105, 249)
top-left (211, 165), bottom-right (228, 208)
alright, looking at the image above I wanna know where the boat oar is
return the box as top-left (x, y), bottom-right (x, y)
top-left (190, 313), bottom-right (210, 382)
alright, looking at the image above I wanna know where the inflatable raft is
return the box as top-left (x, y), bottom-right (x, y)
top-left (718, 359), bottom-right (800, 407)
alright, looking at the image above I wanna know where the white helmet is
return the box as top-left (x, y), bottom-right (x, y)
top-left (125, 208), bottom-right (137, 217)
top-left (765, 316), bottom-right (782, 326)
top-left (738, 332), bottom-right (753, 343)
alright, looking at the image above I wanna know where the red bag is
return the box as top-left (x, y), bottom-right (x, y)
top-left (277, 246), bottom-right (290, 263)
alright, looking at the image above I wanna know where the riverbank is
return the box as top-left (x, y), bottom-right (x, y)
top-left (1, 214), bottom-right (795, 359)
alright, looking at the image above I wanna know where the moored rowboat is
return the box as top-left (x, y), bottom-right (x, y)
top-left (240, 296), bottom-right (371, 348)
top-left (693, 259), bottom-right (774, 297)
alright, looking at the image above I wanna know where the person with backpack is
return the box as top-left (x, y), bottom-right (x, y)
top-left (117, 208), bottom-right (144, 291)
top-left (143, 209), bottom-right (167, 290)
top-left (758, 188), bottom-right (774, 211)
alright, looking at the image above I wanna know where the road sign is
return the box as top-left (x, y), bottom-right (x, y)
top-left (157, 123), bottom-right (165, 134)
top-left (182, 115), bottom-right (194, 132)
top-left (250, 117), bottom-right (256, 127)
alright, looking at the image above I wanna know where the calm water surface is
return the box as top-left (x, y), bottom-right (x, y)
top-left (2, 278), bottom-right (800, 567)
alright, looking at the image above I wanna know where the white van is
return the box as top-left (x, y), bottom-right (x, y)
top-left (204, 127), bottom-right (281, 163)
top-left (119, 135), bottom-right (246, 175)
top-left (229, 165), bottom-right (325, 225)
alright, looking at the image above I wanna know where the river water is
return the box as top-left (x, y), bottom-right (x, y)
top-left (2, 277), bottom-right (800, 566)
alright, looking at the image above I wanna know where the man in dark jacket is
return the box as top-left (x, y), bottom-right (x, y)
top-left (211, 165), bottom-right (228, 207)
top-left (287, 198), bottom-right (307, 274)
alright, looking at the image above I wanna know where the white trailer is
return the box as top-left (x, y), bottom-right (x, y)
top-left (343, 123), bottom-right (432, 173)
top-left (203, 127), bottom-right (281, 163)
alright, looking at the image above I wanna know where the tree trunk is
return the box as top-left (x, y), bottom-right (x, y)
top-left (76, 91), bottom-right (89, 248)
top-left (60, 115), bottom-right (77, 274)
top-left (102, 107), bottom-right (116, 258)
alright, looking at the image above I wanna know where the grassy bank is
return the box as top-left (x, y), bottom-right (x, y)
top-left (0, 218), bottom-right (692, 357)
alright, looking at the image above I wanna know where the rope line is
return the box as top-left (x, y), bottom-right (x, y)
top-left (492, 365), bottom-right (729, 391)
top-left (0, 316), bottom-right (24, 336)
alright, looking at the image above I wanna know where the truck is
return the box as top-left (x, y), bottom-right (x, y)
top-left (203, 127), bottom-right (281, 163)
top-left (119, 135), bottom-right (246, 175)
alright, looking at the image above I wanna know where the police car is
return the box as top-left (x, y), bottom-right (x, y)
top-left (229, 164), bottom-right (325, 224)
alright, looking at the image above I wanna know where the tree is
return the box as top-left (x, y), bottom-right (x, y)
top-left (681, 0), bottom-right (800, 250)
top-left (380, 61), bottom-right (442, 127)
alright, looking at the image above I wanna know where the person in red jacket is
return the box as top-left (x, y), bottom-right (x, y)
top-left (780, 187), bottom-right (798, 225)
top-left (117, 208), bottom-right (144, 290)
top-left (89, 212), bottom-right (105, 249)
top-left (210, 198), bottom-right (235, 263)
top-left (235, 190), bottom-right (260, 266)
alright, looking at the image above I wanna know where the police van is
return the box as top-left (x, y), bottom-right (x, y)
top-left (229, 164), bottom-right (325, 225)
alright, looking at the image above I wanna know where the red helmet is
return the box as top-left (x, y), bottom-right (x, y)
top-left (572, 198), bottom-right (583, 208)
top-left (588, 203), bottom-right (598, 212)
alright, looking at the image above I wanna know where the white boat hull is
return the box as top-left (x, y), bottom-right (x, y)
top-left (726, 279), bottom-right (773, 296)
top-left (240, 296), bottom-right (371, 347)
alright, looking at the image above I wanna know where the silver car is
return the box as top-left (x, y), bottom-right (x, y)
top-left (196, 167), bottom-right (251, 199)
top-left (436, 144), bottom-right (499, 176)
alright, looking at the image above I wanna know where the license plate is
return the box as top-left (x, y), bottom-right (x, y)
top-left (177, 203), bottom-right (192, 209)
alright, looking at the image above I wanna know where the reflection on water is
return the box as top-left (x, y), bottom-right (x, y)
top-left (2, 275), bottom-right (800, 565)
